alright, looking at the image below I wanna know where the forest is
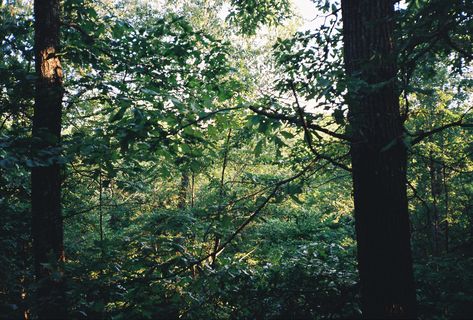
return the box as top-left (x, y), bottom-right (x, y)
top-left (0, 0), bottom-right (472, 319)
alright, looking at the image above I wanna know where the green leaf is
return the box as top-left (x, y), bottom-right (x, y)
top-left (110, 106), bottom-right (127, 122)
top-left (280, 131), bottom-right (295, 139)
top-left (254, 139), bottom-right (264, 157)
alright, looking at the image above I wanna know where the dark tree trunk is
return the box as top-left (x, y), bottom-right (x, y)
top-left (178, 172), bottom-right (190, 209)
top-left (341, 1), bottom-right (417, 318)
top-left (32, 0), bottom-right (66, 318)
top-left (442, 165), bottom-right (449, 253)
top-left (429, 152), bottom-right (442, 255)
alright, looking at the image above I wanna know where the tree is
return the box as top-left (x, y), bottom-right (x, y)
top-left (341, 0), bottom-right (416, 317)
top-left (31, 0), bottom-right (66, 318)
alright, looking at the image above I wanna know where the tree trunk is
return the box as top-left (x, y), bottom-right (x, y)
top-left (341, 1), bottom-right (417, 318)
top-left (32, 0), bottom-right (66, 318)
top-left (429, 152), bottom-right (442, 255)
top-left (442, 165), bottom-right (449, 253)
top-left (178, 171), bottom-right (190, 209)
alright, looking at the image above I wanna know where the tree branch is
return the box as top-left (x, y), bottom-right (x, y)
top-left (169, 106), bottom-right (244, 136)
top-left (290, 83), bottom-right (352, 172)
top-left (248, 106), bottom-right (352, 142)
top-left (131, 159), bottom-right (333, 284)
top-left (205, 158), bottom-right (320, 261)
top-left (444, 35), bottom-right (473, 60)
top-left (411, 118), bottom-right (473, 145)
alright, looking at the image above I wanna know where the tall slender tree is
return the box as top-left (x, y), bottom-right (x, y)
top-left (32, 0), bottom-right (66, 318)
top-left (341, 0), bottom-right (417, 318)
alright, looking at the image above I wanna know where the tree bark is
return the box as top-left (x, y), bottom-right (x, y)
top-left (32, 0), bottom-right (66, 318)
top-left (341, 1), bottom-right (417, 318)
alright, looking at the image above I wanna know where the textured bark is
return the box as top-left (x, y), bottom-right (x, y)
top-left (32, 0), bottom-right (66, 318)
top-left (341, 0), bottom-right (417, 318)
